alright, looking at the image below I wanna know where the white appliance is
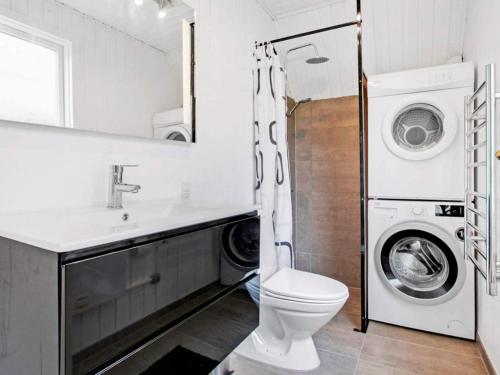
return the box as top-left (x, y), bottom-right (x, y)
top-left (236, 268), bottom-right (348, 371)
top-left (218, 217), bottom-right (260, 285)
top-left (368, 200), bottom-right (474, 339)
top-left (153, 108), bottom-right (192, 142)
top-left (368, 62), bottom-right (474, 200)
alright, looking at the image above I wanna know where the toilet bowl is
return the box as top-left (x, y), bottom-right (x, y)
top-left (245, 274), bottom-right (260, 305)
top-left (236, 268), bottom-right (349, 371)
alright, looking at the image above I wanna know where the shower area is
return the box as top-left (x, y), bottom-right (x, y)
top-left (280, 24), bottom-right (362, 290)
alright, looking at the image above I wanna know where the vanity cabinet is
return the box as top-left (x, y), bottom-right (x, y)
top-left (0, 212), bottom-right (259, 375)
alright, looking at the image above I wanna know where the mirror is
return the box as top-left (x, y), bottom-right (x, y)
top-left (0, 0), bottom-right (196, 142)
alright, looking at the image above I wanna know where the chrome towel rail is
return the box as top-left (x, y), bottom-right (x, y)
top-left (465, 64), bottom-right (500, 296)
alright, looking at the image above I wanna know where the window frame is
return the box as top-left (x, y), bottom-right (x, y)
top-left (0, 14), bottom-right (73, 128)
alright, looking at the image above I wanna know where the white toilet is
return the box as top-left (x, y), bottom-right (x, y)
top-left (236, 267), bottom-right (349, 371)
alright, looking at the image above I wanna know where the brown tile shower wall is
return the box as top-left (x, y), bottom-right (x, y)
top-left (289, 96), bottom-right (360, 288)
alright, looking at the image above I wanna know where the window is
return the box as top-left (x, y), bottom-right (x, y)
top-left (0, 15), bottom-right (72, 127)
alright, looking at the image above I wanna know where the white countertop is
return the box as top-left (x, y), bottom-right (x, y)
top-left (0, 200), bottom-right (259, 253)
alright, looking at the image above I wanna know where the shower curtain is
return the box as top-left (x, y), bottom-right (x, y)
top-left (254, 43), bottom-right (294, 272)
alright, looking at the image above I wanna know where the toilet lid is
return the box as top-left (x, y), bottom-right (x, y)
top-left (262, 268), bottom-right (349, 302)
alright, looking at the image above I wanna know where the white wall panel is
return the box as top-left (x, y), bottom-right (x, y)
top-left (362, 0), bottom-right (467, 76)
top-left (272, 0), bottom-right (358, 101)
top-left (0, 0), bottom-right (274, 215)
top-left (268, 0), bottom-right (467, 100)
top-left (401, 0), bottom-right (418, 70)
top-left (463, 0), bottom-right (500, 372)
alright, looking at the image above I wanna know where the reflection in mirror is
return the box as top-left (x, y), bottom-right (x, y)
top-left (0, 0), bottom-right (195, 142)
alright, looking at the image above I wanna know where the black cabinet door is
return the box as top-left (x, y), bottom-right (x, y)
top-left (62, 217), bottom-right (259, 375)
top-left (103, 284), bottom-right (258, 375)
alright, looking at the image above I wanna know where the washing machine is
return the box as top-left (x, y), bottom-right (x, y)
top-left (153, 107), bottom-right (192, 142)
top-left (368, 200), bottom-right (474, 339)
top-left (219, 217), bottom-right (260, 285)
top-left (368, 62), bottom-right (474, 201)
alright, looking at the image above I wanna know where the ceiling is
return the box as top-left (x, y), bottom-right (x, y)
top-left (264, 0), bottom-right (467, 100)
top-left (56, 0), bottom-right (194, 52)
top-left (256, 0), bottom-right (346, 20)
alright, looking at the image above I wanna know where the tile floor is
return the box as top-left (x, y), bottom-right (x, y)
top-left (229, 288), bottom-right (490, 375)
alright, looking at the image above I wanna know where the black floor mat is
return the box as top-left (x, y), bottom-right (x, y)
top-left (140, 345), bottom-right (219, 375)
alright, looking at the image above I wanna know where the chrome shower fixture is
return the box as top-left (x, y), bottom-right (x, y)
top-left (285, 43), bottom-right (330, 66)
top-left (306, 56), bottom-right (330, 64)
top-left (287, 98), bottom-right (312, 117)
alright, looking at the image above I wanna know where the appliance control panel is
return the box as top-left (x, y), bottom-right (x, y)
top-left (435, 205), bottom-right (464, 217)
top-left (412, 206), bottom-right (424, 216)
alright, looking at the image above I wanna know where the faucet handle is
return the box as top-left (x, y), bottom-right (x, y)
top-left (110, 164), bottom-right (138, 172)
top-left (110, 164), bottom-right (139, 178)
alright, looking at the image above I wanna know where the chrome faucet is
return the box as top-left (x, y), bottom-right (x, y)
top-left (108, 165), bottom-right (141, 209)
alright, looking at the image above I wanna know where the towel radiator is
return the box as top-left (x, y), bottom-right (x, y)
top-left (465, 64), bottom-right (500, 296)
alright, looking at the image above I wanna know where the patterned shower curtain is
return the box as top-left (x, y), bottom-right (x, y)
top-left (254, 43), bottom-right (294, 272)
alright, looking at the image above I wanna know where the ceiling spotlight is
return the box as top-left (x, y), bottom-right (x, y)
top-left (158, 8), bottom-right (167, 18)
top-left (134, 0), bottom-right (144, 6)
top-left (155, 0), bottom-right (171, 19)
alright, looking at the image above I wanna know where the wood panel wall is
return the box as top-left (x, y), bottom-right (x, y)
top-left (290, 95), bottom-right (361, 288)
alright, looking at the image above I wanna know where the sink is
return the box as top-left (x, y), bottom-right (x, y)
top-left (79, 204), bottom-right (175, 227)
top-left (0, 200), bottom-right (258, 252)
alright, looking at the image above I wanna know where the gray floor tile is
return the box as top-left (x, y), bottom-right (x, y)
top-left (313, 323), bottom-right (365, 359)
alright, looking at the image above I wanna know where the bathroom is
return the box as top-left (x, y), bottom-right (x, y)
top-left (0, 0), bottom-right (499, 374)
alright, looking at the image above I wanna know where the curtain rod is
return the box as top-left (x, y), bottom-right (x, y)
top-left (255, 20), bottom-right (359, 47)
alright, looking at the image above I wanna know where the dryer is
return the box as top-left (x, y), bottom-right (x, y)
top-left (219, 217), bottom-right (260, 285)
top-left (368, 62), bottom-right (474, 201)
top-left (153, 107), bottom-right (192, 142)
top-left (368, 200), bottom-right (474, 339)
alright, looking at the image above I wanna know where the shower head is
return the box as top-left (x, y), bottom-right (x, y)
top-left (306, 56), bottom-right (330, 64)
top-left (287, 98), bottom-right (312, 117)
top-left (285, 43), bottom-right (330, 67)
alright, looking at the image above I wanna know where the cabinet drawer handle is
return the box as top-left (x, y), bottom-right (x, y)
top-left (150, 273), bottom-right (161, 285)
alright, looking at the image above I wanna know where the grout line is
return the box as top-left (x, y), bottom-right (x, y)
top-left (352, 330), bottom-right (366, 374)
top-left (364, 330), bottom-right (482, 359)
top-left (313, 342), bottom-right (361, 360)
top-left (353, 358), bottom-right (360, 374)
top-left (358, 330), bottom-right (423, 375)
top-left (315, 348), bottom-right (361, 373)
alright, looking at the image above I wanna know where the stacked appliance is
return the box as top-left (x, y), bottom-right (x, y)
top-left (153, 107), bottom-right (192, 142)
top-left (219, 217), bottom-right (260, 286)
top-left (367, 62), bottom-right (475, 339)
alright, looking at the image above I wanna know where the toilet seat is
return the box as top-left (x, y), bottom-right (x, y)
top-left (262, 267), bottom-right (349, 303)
top-left (262, 290), bottom-right (345, 304)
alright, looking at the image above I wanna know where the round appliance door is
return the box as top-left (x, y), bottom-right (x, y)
top-left (374, 222), bottom-right (465, 305)
top-left (221, 218), bottom-right (260, 269)
top-left (160, 125), bottom-right (192, 142)
top-left (382, 96), bottom-right (457, 161)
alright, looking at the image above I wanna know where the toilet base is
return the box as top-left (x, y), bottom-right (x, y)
top-left (234, 329), bottom-right (320, 372)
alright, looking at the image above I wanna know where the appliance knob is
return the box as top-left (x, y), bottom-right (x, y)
top-left (412, 207), bottom-right (424, 216)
